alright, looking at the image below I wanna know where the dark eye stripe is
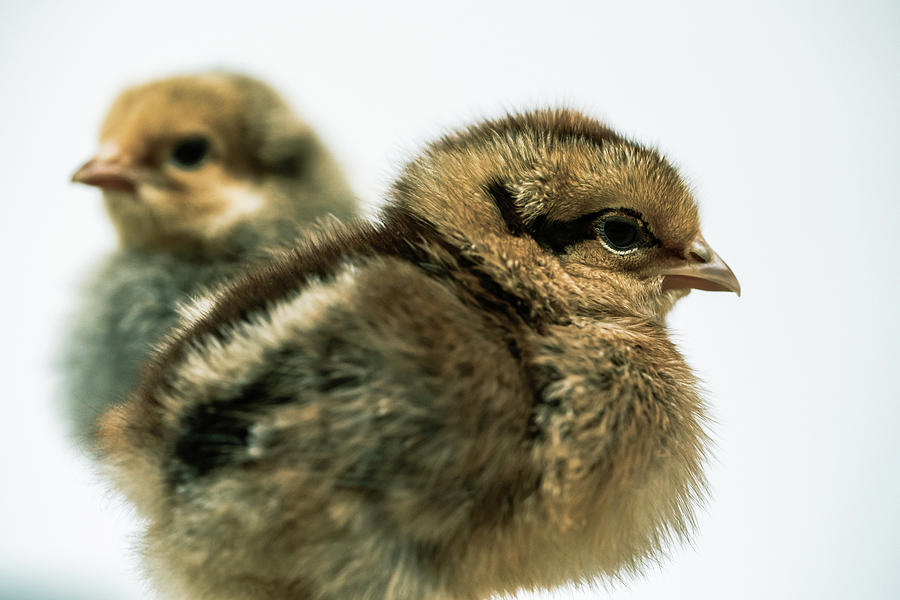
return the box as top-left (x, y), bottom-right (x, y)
top-left (530, 208), bottom-right (660, 254)
top-left (484, 179), bottom-right (602, 251)
top-left (485, 179), bottom-right (527, 236)
top-left (528, 211), bottom-right (604, 253)
top-left (483, 180), bottom-right (659, 254)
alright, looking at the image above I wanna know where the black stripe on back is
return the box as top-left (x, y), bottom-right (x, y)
top-left (133, 207), bottom-right (547, 468)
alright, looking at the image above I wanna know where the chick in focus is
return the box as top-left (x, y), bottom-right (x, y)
top-left (63, 72), bottom-right (356, 447)
top-left (99, 109), bottom-right (739, 599)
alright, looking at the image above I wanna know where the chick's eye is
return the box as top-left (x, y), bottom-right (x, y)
top-left (598, 216), bottom-right (643, 252)
top-left (169, 137), bottom-right (210, 169)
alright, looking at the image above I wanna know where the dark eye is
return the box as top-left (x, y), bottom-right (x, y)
top-left (598, 216), bottom-right (643, 252)
top-left (169, 137), bottom-right (210, 169)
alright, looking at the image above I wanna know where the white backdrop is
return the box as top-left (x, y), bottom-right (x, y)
top-left (1, 1), bottom-right (898, 598)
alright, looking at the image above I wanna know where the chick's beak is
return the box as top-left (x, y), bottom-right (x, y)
top-left (72, 146), bottom-right (138, 193)
top-left (657, 234), bottom-right (741, 296)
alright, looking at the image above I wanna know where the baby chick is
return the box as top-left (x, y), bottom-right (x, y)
top-left (63, 72), bottom-right (356, 447)
top-left (98, 109), bottom-right (739, 600)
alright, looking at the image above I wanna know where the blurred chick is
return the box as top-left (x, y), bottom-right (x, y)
top-left (99, 109), bottom-right (739, 600)
top-left (62, 72), bottom-right (356, 447)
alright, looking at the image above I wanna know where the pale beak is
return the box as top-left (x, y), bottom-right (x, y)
top-left (72, 142), bottom-right (139, 193)
top-left (657, 234), bottom-right (741, 296)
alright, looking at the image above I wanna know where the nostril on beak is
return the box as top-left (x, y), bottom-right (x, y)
top-left (687, 237), bottom-right (712, 263)
top-left (689, 249), bottom-right (708, 262)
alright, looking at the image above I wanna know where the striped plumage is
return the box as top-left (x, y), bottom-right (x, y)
top-left (99, 109), bottom-right (738, 599)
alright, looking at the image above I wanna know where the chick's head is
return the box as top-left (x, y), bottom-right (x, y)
top-left (73, 72), bottom-right (353, 253)
top-left (392, 109), bottom-right (739, 321)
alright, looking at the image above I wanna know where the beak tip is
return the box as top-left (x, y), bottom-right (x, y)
top-left (658, 234), bottom-right (741, 297)
top-left (71, 163), bottom-right (90, 184)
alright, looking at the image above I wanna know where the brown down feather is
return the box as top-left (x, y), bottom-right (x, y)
top-left (98, 108), bottom-right (715, 600)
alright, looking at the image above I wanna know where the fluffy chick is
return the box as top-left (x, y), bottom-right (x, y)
top-left (98, 109), bottom-right (739, 600)
top-left (63, 72), bottom-right (356, 447)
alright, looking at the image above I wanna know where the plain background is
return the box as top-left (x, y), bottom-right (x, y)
top-left (1, 1), bottom-right (898, 598)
